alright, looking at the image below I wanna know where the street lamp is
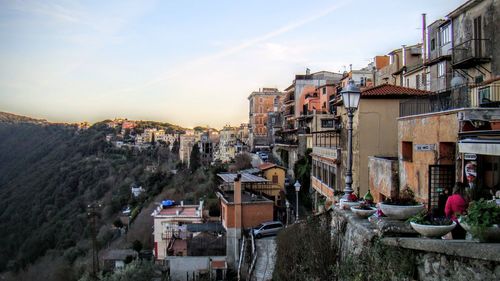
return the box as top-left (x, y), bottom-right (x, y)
top-left (340, 79), bottom-right (361, 200)
top-left (294, 180), bottom-right (301, 222)
top-left (285, 200), bottom-right (290, 226)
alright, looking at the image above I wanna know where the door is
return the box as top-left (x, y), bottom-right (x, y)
top-left (428, 165), bottom-right (455, 216)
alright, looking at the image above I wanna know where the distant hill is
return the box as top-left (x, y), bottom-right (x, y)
top-left (0, 114), bottom-right (178, 279)
top-left (0, 111), bottom-right (47, 124)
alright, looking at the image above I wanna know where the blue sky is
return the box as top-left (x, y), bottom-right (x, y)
top-left (0, 0), bottom-right (465, 128)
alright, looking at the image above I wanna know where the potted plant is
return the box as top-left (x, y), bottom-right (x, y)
top-left (460, 199), bottom-right (500, 242)
top-left (379, 186), bottom-right (425, 220)
top-left (351, 201), bottom-right (377, 218)
top-left (408, 211), bottom-right (456, 238)
top-left (340, 193), bottom-right (360, 210)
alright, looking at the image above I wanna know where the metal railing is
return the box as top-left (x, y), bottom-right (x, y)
top-left (398, 83), bottom-right (500, 117)
top-left (312, 129), bottom-right (341, 148)
top-left (452, 38), bottom-right (491, 67)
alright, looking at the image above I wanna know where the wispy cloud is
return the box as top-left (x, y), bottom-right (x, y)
top-left (113, 1), bottom-right (350, 93)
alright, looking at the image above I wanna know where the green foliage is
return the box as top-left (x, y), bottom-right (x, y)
top-left (273, 214), bottom-right (336, 281)
top-left (293, 148), bottom-right (312, 207)
top-left (190, 142), bottom-right (201, 172)
top-left (274, 212), bottom-right (416, 281)
top-left (407, 211), bottom-right (453, 226)
top-left (0, 121), bottom-right (174, 273)
top-left (79, 260), bottom-right (156, 281)
top-left (384, 185), bottom-right (418, 205)
top-left (132, 240), bottom-right (142, 253)
top-left (462, 199), bottom-right (500, 239)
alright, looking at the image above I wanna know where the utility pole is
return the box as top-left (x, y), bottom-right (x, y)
top-left (87, 202), bottom-right (102, 279)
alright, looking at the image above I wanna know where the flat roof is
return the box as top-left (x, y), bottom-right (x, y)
top-left (217, 173), bottom-right (269, 183)
top-left (153, 205), bottom-right (201, 218)
top-left (218, 191), bottom-right (273, 204)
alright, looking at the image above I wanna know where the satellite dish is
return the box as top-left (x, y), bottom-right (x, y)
top-left (451, 76), bottom-right (466, 88)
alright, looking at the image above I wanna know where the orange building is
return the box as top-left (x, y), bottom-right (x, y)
top-left (248, 88), bottom-right (283, 151)
top-left (216, 174), bottom-right (274, 267)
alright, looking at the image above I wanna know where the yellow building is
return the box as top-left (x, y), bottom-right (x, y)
top-left (259, 163), bottom-right (287, 190)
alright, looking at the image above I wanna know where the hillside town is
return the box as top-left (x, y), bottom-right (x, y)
top-left (83, 1), bottom-right (500, 280)
top-left (1, 1), bottom-right (500, 281)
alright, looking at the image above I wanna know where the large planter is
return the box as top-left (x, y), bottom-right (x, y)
top-left (460, 220), bottom-right (500, 242)
top-left (340, 199), bottom-right (360, 210)
top-left (410, 221), bottom-right (456, 238)
top-left (379, 203), bottom-right (425, 220)
top-left (351, 206), bottom-right (377, 218)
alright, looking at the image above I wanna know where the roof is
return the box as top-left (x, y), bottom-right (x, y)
top-left (211, 260), bottom-right (227, 269)
top-left (361, 84), bottom-right (432, 98)
top-left (259, 163), bottom-right (286, 171)
top-left (155, 205), bottom-right (201, 217)
top-left (186, 222), bottom-right (224, 232)
top-left (239, 167), bottom-right (261, 175)
top-left (217, 173), bottom-right (269, 183)
top-left (102, 249), bottom-right (138, 261)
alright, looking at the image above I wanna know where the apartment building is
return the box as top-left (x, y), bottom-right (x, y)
top-left (248, 88), bottom-right (283, 151)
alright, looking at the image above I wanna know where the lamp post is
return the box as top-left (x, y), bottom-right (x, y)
top-left (285, 200), bottom-right (290, 226)
top-left (294, 180), bottom-right (301, 222)
top-left (340, 79), bottom-right (361, 200)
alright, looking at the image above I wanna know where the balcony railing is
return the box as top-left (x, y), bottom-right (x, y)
top-left (312, 130), bottom-right (340, 148)
top-left (399, 84), bottom-right (474, 117)
top-left (275, 130), bottom-right (298, 146)
top-left (429, 74), bottom-right (452, 93)
top-left (452, 39), bottom-right (491, 68)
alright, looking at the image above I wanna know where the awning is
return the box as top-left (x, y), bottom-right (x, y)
top-left (458, 138), bottom-right (500, 156)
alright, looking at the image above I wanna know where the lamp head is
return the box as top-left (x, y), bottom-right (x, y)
top-left (341, 79), bottom-right (361, 110)
top-left (294, 180), bottom-right (301, 192)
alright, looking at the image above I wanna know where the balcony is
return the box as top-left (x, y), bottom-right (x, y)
top-left (274, 130), bottom-right (298, 146)
top-left (312, 129), bottom-right (340, 148)
top-left (452, 39), bottom-right (491, 69)
top-left (284, 108), bottom-right (295, 117)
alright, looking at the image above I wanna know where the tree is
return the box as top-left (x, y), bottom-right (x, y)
top-left (132, 240), bottom-right (142, 254)
top-left (171, 138), bottom-right (180, 154)
top-left (229, 153), bottom-right (252, 172)
top-left (189, 143), bottom-right (201, 172)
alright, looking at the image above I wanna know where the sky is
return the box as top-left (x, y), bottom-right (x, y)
top-left (0, 0), bottom-right (465, 128)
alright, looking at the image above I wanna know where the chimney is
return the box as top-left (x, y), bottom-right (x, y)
top-left (401, 45), bottom-right (407, 68)
top-left (181, 201), bottom-right (184, 206)
top-left (234, 174), bottom-right (242, 229)
top-left (306, 68), bottom-right (311, 75)
top-left (422, 13), bottom-right (427, 63)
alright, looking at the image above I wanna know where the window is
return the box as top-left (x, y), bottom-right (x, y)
top-left (322, 88), bottom-right (326, 95)
top-left (430, 38), bottom-right (436, 51)
top-left (440, 24), bottom-right (451, 45)
top-left (406, 78), bottom-right (410, 87)
top-left (272, 174), bottom-right (279, 184)
top-left (437, 62), bottom-right (445, 77)
top-left (478, 86), bottom-right (491, 104)
top-left (321, 119), bottom-right (335, 128)
top-left (402, 141), bottom-right (413, 162)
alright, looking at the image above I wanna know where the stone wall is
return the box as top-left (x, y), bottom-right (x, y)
top-left (329, 207), bottom-right (500, 281)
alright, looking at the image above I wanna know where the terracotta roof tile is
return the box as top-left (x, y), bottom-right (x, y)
top-left (361, 84), bottom-right (432, 98)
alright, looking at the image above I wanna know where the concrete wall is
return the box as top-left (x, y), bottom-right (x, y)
top-left (167, 256), bottom-right (226, 281)
top-left (398, 111), bottom-right (460, 202)
top-left (352, 99), bottom-right (400, 197)
top-left (368, 156), bottom-right (399, 202)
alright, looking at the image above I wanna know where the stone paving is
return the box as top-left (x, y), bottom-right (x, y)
top-left (251, 236), bottom-right (277, 281)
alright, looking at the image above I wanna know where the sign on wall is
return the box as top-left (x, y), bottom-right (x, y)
top-left (415, 144), bottom-right (435, 151)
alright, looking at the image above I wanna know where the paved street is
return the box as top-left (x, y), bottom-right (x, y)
top-left (251, 236), bottom-right (277, 281)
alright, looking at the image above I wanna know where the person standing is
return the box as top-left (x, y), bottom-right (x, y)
top-left (445, 183), bottom-right (468, 239)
